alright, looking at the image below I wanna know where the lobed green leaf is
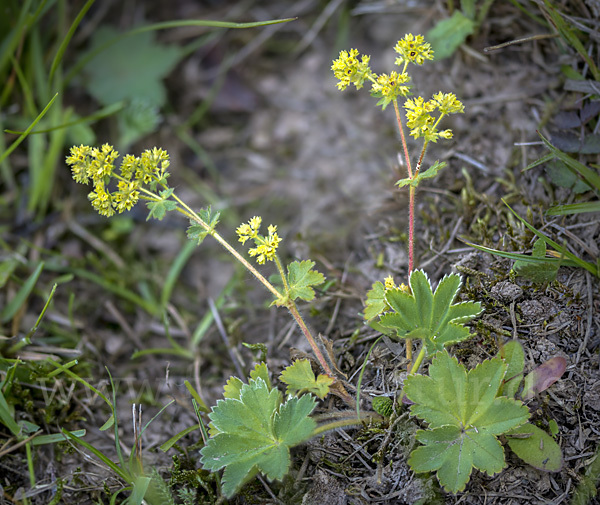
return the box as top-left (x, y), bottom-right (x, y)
top-left (146, 189), bottom-right (177, 220)
top-left (286, 260), bottom-right (325, 302)
top-left (405, 350), bottom-right (530, 493)
top-left (363, 281), bottom-right (387, 320)
top-left (380, 270), bottom-right (481, 354)
top-left (187, 206), bottom-right (220, 245)
top-left (279, 360), bottom-right (333, 399)
top-left (200, 377), bottom-right (316, 498)
top-left (512, 239), bottom-right (559, 283)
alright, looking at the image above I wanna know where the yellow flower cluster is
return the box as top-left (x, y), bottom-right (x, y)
top-left (404, 92), bottom-right (464, 142)
top-left (384, 276), bottom-right (409, 293)
top-left (66, 144), bottom-right (170, 217)
top-left (394, 34), bottom-right (434, 67)
top-left (370, 71), bottom-right (411, 108)
top-left (236, 217), bottom-right (281, 265)
top-left (67, 144), bottom-right (119, 185)
top-left (331, 49), bottom-right (374, 91)
top-left (236, 216), bottom-right (262, 244)
top-left (332, 34), bottom-right (438, 110)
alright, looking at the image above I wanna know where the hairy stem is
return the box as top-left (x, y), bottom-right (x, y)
top-left (287, 302), bottom-right (334, 377)
top-left (393, 100), bottom-right (412, 178)
top-left (171, 192), bottom-right (283, 300)
top-left (312, 412), bottom-right (383, 436)
top-left (274, 255), bottom-right (339, 383)
top-left (394, 99), bottom-right (414, 364)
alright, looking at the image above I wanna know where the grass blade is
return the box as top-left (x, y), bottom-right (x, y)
top-left (4, 101), bottom-right (125, 135)
top-left (0, 93), bottom-right (58, 165)
top-left (61, 428), bottom-right (130, 482)
top-left (504, 200), bottom-right (598, 276)
top-left (0, 388), bottom-right (21, 436)
top-left (541, 0), bottom-right (600, 81)
top-left (160, 424), bottom-right (200, 452)
top-left (65, 17), bottom-right (295, 85)
top-left (32, 429), bottom-right (86, 445)
top-left (48, 0), bottom-right (96, 83)
top-left (0, 261), bottom-right (44, 324)
top-left (546, 201), bottom-right (600, 215)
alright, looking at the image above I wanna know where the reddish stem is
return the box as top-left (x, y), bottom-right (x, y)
top-left (393, 99), bottom-right (414, 364)
top-left (393, 100), bottom-right (412, 178)
top-left (408, 185), bottom-right (415, 275)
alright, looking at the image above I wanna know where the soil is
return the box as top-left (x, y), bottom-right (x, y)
top-left (3, 1), bottom-right (600, 504)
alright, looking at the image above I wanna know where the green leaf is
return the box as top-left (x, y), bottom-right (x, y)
top-left (371, 396), bottom-right (394, 417)
top-left (211, 363), bottom-right (273, 436)
top-left (506, 423), bottom-right (562, 472)
top-left (286, 260), bottom-right (325, 302)
top-left (405, 351), bottom-right (530, 493)
top-left (497, 340), bottom-right (525, 398)
top-left (363, 281), bottom-right (387, 320)
top-left (545, 159), bottom-right (591, 194)
top-left (279, 360), bottom-right (333, 399)
top-left (249, 362), bottom-right (271, 390)
top-left (223, 377), bottom-right (244, 402)
top-left (222, 363), bottom-right (271, 402)
top-left (379, 270), bottom-right (482, 354)
top-left (83, 25), bottom-right (184, 107)
top-left (146, 188), bottom-right (177, 221)
top-left (200, 377), bottom-right (316, 498)
top-left (118, 99), bottom-right (161, 149)
top-left (538, 131), bottom-right (600, 192)
top-left (187, 206), bottom-right (221, 245)
top-left (395, 160), bottom-right (447, 188)
top-left (511, 239), bottom-right (559, 283)
top-left (426, 11), bottom-right (475, 60)
top-left (0, 388), bottom-right (21, 436)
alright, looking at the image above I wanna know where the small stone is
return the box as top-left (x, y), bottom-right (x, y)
top-left (490, 281), bottom-right (523, 302)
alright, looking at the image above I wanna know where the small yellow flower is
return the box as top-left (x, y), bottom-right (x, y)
top-left (404, 96), bottom-right (436, 139)
top-left (114, 180), bottom-right (140, 212)
top-left (404, 92), bottom-right (464, 142)
top-left (384, 276), bottom-right (396, 290)
top-left (371, 71), bottom-right (411, 109)
top-left (236, 216), bottom-right (262, 244)
top-left (88, 183), bottom-right (115, 217)
top-left (120, 154), bottom-right (140, 180)
top-left (87, 144), bottom-right (119, 182)
top-left (66, 145), bottom-right (93, 184)
top-left (250, 216), bottom-right (262, 231)
top-left (240, 220), bottom-right (281, 264)
top-left (394, 34), bottom-right (434, 67)
top-left (431, 92), bottom-right (464, 115)
top-left (331, 49), bottom-right (374, 91)
top-left (248, 224), bottom-right (281, 264)
top-left (134, 147), bottom-right (170, 183)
